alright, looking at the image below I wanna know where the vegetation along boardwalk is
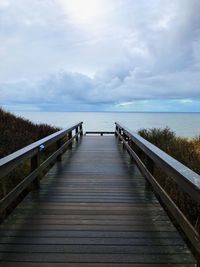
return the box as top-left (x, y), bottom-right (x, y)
top-left (0, 122), bottom-right (199, 266)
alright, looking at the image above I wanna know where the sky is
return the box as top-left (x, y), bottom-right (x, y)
top-left (0, 0), bottom-right (200, 112)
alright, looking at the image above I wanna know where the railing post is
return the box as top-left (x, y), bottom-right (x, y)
top-left (115, 125), bottom-right (118, 136)
top-left (31, 154), bottom-right (40, 189)
top-left (116, 125), bottom-right (121, 142)
top-left (80, 124), bottom-right (83, 136)
top-left (69, 131), bottom-right (72, 149)
top-left (76, 127), bottom-right (79, 142)
top-left (56, 139), bottom-right (62, 161)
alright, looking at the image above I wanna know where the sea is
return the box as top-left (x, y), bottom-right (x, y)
top-left (13, 111), bottom-right (200, 138)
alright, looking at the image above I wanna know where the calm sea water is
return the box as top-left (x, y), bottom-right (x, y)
top-left (13, 111), bottom-right (200, 138)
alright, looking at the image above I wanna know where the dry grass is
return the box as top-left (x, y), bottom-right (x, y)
top-left (0, 108), bottom-right (59, 157)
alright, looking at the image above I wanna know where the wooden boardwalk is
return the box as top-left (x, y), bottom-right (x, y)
top-left (0, 136), bottom-right (196, 266)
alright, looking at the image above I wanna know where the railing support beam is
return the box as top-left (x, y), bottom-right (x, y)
top-left (80, 124), bottom-right (83, 137)
top-left (69, 131), bottom-right (72, 149)
top-left (76, 127), bottom-right (79, 142)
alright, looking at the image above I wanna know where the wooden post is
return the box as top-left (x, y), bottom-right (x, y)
top-left (80, 124), bottom-right (83, 137)
top-left (115, 125), bottom-right (118, 137)
top-left (69, 131), bottom-right (72, 149)
top-left (116, 126), bottom-right (121, 142)
top-left (31, 154), bottom-right (40, 189)
top-left (56, 139), bottom-right (62, 161)
top-left (75, 127), bottom-right (79, 142)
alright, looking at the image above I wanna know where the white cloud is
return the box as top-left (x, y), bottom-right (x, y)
top-left (0, 0), bottom-right (9, 9)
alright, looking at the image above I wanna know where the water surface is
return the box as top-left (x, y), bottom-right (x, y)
top-left (14, 111), bottom-right (200, 137)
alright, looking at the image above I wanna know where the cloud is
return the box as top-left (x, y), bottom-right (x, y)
top-left (1, 67), bottom-right (200, 111)
top-left (0, 0), bottom-right (200, 111)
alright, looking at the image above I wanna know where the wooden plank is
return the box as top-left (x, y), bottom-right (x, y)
top-left (0, 263), bottom-right (196, 267)
top-left (0, 225), bottom-right (177, 231)
top-left (0, 244), bottom-right (190, 254)
top-left (0, 252), bottom-right (195, 263)
top-left (0, 230), bottom-right (181, 238)
top-left (2, 214), bottom-right (169, 220)
top-left (0, 237), bottom-right (188, 245)
top-left (3, 218), bottom-right (170, 226)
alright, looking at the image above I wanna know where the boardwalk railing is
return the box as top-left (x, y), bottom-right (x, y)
top-left (115, 122), bottom-right (200, 257)
top-left (0, 122), bottom-right (83, 216)
top-left (85, 131), bottom-right (115, 136)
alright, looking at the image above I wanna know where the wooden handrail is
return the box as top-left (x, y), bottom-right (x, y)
top-left (115, 122), bottom-right (200, 203)
top-left (85, 131), bottom-right (115, 136)
top-left (115, 122), bottom-right (200, 257)
top-left (0, 122), bottom-right (83, 215)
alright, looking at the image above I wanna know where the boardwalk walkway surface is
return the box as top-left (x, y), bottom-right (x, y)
top-left (0, 136), bottom-right (196, 266)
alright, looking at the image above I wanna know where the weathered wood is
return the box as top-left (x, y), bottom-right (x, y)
top-left (0, 136), bottom-right (196, 265)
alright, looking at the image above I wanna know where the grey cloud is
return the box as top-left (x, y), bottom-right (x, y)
top-left (0, 0), bottom-right (200, 110)
top-left (1, 67), bottom-right (200, 109)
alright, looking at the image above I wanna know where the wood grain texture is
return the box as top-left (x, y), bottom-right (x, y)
top-left (0, 136), bottom-right (196, 265)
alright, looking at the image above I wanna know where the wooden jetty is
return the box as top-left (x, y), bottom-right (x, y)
top-left (0, 122), bottom-right (199, 266)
